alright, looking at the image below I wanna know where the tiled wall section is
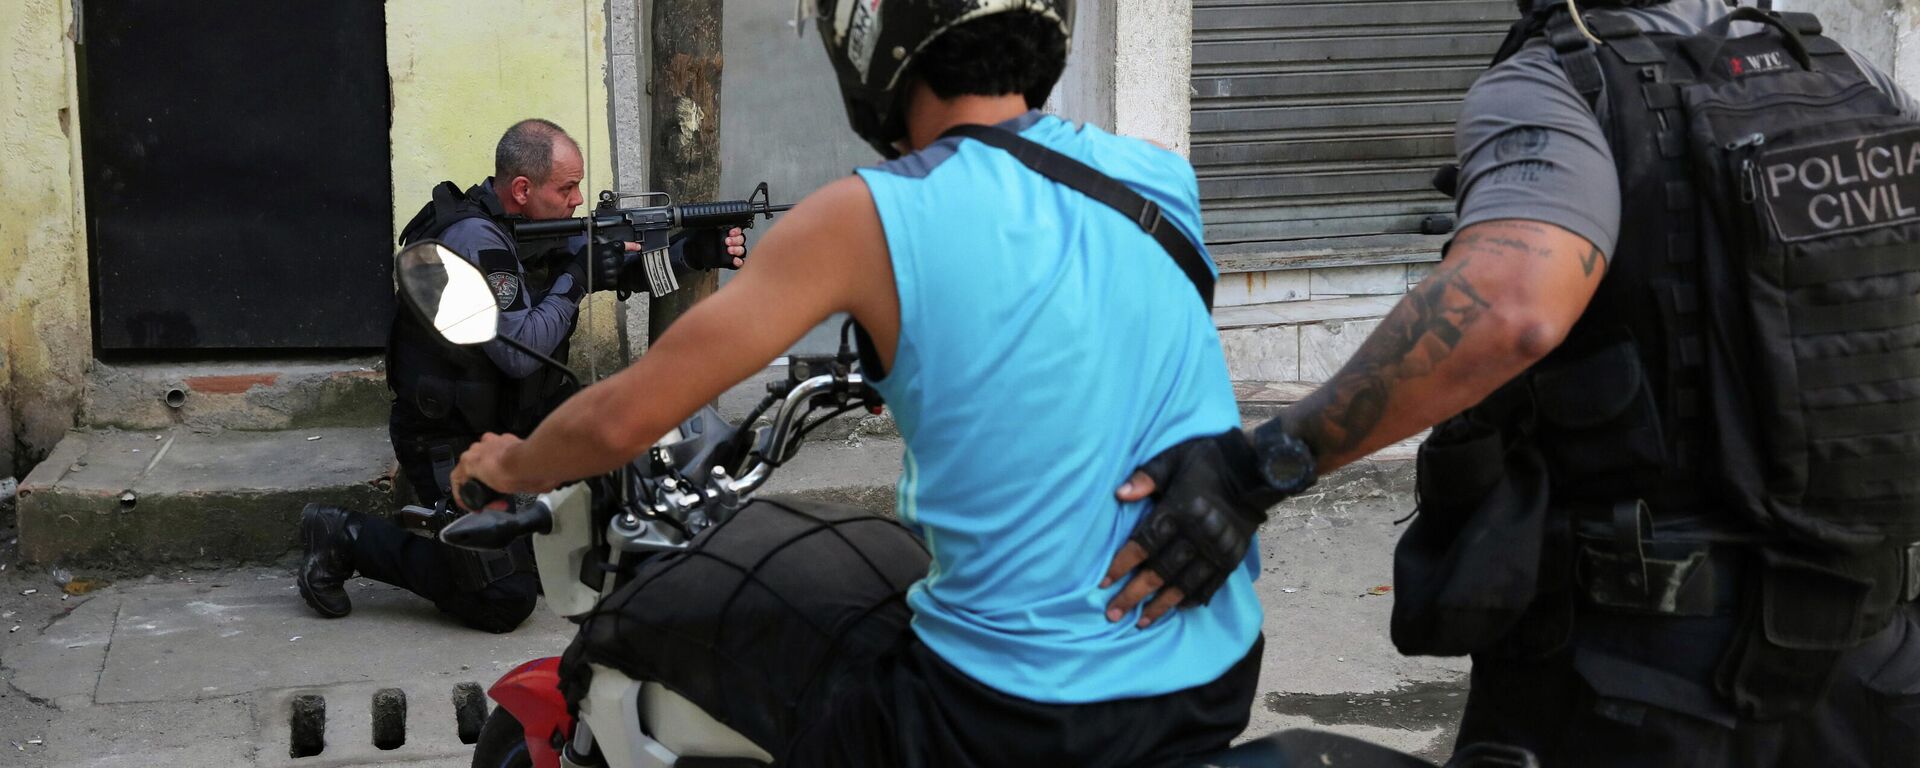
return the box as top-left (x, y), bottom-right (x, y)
top-left (1216, 264), bottom-right (1431, 383)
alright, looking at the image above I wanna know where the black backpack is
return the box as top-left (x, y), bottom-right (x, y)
top-left (1400, 7), bottom-right (1920, 681)
top-left (1479, 6), bottom-right (1920, 552)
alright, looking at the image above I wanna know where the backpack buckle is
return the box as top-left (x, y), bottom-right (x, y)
top-left (1137, 200), bottom-right (1164, 233)
top-left (1905, 541), bottom-right (1920, 603)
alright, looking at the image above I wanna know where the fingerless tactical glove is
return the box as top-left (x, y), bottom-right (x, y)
top-left (1126, 426), bottom-right (1315, 605)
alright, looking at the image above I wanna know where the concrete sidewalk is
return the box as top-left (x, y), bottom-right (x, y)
top-left (0, 564), bottom-right (576, 767)
top-left (0, 381), bottom-right (1460, 766)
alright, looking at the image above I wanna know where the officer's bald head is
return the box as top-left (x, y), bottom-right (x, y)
top-left (495, 119), bottom-right (579, 185)
top-left (497, 119), bottom-right (586, 220)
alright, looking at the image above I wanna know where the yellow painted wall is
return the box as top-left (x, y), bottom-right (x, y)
top-left (0, 1), bottom-right (630, 475)
top-left (0, 0), bottom-right (89, 475)
top-left (387, 0), bottom-right (626, 372)
top-left (387, 0), bottom-right (616, 234)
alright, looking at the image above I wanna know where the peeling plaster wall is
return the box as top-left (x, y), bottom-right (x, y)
top-left (1775, 0), bottom-right (1900, 72)
top-left (1052, 2), bottom-right (1119, 131)
top-left (1893, 0), bottom-right (1920, 96)
top-left (1114, 0), bottom-right (1194, 155)
top-left (386, 0), bottom-right (625, 373)
top-left (1776, 0), bottom-right (1916, 94)
top-left (0, 0), bottom-right (89, 477)
top-left (611, 0), bottom-right (650, 359)
top-left (1049, 0), bottom-right (1193, 154)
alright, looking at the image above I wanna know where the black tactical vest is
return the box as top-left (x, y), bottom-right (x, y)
top-left (1469, 7), bottom-right (1920, 554)
top-left (387, 181), bottom-right (569, 437)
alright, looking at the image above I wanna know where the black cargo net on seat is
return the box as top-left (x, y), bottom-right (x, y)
top-left (557, 496), bottom-right (930, 755)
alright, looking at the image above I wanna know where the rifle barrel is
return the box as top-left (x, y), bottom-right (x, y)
top-left (512, 201), bottom-right (793, 242)
top-left (514, 214), bottom-right (625, 239)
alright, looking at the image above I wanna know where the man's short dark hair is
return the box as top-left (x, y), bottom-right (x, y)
top-left (495, 119), bottom-right (575, 183)
top-left (915, 12), bottom-right (1069, 101)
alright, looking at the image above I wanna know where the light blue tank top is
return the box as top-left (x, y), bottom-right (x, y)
top-left (855, 112), bottom-right (1262, 704)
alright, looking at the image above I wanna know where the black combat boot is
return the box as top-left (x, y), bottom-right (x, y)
top-left (297, 503), bottom-right (361, 618)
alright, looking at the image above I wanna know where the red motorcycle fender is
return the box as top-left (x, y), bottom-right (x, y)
top-left (489, 657), bottom-right (572, 768)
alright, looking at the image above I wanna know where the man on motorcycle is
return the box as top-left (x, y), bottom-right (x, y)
top-left (453, 0), bottom-right (1280, 763)
top-left (1099, 1), bottom-right (1920, 765)
top-left (297, 118), bottom-right (746, 634)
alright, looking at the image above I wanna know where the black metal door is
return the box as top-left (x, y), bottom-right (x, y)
top-left (81, 1), bottom-right (393, 351)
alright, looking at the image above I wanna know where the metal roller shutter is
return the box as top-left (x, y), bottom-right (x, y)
top-left (1191, 0), bottom-right (1513, 268)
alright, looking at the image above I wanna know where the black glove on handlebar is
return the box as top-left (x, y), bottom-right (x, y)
top-left (676, 227), bottom-right (741, 272)
top-left (1127, 427), bottom-right (1315, 606)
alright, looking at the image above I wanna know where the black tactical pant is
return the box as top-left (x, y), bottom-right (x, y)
top-left (346, 403), bottom-right (537, 634)
top-left (1455, 604), bottom-right (1920, 767)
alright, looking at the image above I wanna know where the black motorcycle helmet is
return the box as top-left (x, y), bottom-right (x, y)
top-left (805, 0), bottom-right (1074, 157)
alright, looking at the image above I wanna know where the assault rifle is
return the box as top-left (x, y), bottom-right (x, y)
top-left (514, 183), bottom-right (792, 298)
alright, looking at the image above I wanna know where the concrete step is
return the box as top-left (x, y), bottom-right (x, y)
top-left (1216, 296), bottom-right (1401, 384)
top-left (759, 436), bottom-right (904, 517)
top-left (84, 357), bottom-right (389, 432)
top-left (20, 375), bottom-right (1410, 570)
top-left (16, 428), bottom-right (399, 567)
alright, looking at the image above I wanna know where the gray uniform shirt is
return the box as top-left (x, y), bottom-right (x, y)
top-left (1455, 0), bottom-right (1920, 256)
top-left (436, 182), bottom-right (582, 379)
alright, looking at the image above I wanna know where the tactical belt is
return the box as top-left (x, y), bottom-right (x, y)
top-left (449, 537), bottom-right (537, 593)
top-left (1575, 499), bottom-right (1920, 619)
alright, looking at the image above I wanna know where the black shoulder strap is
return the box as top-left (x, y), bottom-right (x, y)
top-left (938, 124), bottom-right (1215, 310)
top-left (399, 181), bottom-right (497, 246)
top-left (1547, 11), bottom-right (1607, 110)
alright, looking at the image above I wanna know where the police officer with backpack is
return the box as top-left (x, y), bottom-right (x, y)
top-left (295, 119), bottom-right (745, 633)
top-left (1098, 1), bottom-right (1920, 764)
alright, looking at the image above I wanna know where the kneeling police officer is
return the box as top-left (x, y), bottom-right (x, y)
top-left (296, 118), bottom-right (745, 633)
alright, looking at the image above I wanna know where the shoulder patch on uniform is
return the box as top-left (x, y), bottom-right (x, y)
top-left (1494, 127), bottom-right (1551, 161)
top-left (486, 271), bottom-right (521, 310)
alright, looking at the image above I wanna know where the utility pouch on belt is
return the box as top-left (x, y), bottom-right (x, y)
top-left (1393, 384), bottom-right (1570, 659)
top-left (449, 536), bottom-right (536, 593)
top-left (411, 375), bottom-right (502, 436)
top-left (1575, 500), bottom-right (1725, 617)
top-left (1715, 547), bottom-right (1904, 718)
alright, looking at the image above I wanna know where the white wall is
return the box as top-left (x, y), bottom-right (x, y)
top-left (1773, 0), bottom-right (1917, 93)
top-left (1050, 0), bottom-right (1194, 154)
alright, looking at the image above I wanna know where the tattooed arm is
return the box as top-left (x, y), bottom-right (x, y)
top-left (1286, 219), bottom-right (1605, 473)
top-left (1098, 219), bottom-right (1608, 627)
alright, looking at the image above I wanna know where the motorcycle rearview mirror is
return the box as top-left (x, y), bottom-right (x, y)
top-left (392, 240), bottom-right (583, 386)
top-left (395, 240), bottom-right (500, 346)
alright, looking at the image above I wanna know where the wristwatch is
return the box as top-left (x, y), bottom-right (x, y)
top-left (1248, 421), bottom-right (1318, 496)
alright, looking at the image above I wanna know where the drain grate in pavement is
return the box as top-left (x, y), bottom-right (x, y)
top-left (290, 694), bottom-right (326, 758)
top-left (278, 681), bottom-right (488, 762)
top-left (372, 688), bottom-right (407, 750)
top-left (453, 682), bottom-right (489, 745)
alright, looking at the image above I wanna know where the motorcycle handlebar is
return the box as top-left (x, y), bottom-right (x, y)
top-left (456, 479), bottom-right (504, 512)
top-left (439, 501), bottom-right (554, 551)
top-left (726, 372), bottom-right (875, 496)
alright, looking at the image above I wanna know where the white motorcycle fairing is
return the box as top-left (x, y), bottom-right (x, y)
top-left (578, 663), bottom-right (773, 767)
top-left (531, 482), bottom-right (598, 618)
